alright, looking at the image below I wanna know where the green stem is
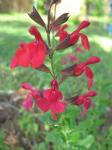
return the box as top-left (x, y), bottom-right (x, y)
top-left (46, 3), bottom-right (57, 80)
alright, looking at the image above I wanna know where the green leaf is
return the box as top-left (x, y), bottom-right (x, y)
top-left (78, 135), bottom-right (95, 149)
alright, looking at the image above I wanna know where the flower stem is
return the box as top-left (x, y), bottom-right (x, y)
top-left (46, 3), bottom-right (57, 80)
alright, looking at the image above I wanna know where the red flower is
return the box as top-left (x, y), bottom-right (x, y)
top-left (76, 20), bottom-right (90, 32)
top-left (69, 20), bottom-right (90, 50)
top-left (10, 26), bottom-right (46, 69)
top-left (73, 56), bottom-right (101, 90)
top-left (74, 91), bottom-right (97, 117)
top-left (37, 80), bottom-right (65, 120)
top-left (22, 83), bottom-right (39, 111)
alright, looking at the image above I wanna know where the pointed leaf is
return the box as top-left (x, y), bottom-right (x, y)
top-left (56, 35), bottom-right (71, 50)
top-left (61, 65), bottom-right (74, 76)
top-left (50, 13), bottom-right (69, 30)
top-left (51, 0), bottom-right (61, 5)
top-left (36, 64), bottom-right (50, 73)
top-left (28, 7), bottom-right (46, 28)
top-left (66, 95), bottom-right (79, 104)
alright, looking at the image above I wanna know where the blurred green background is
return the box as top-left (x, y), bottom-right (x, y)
top-left (0, 0), bottom-right (112, 150)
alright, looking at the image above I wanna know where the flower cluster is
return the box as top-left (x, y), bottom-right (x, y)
top-left (10, 1), bottom-right (101, 120)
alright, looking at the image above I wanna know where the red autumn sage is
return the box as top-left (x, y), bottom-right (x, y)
top-left (73, 56), bottom-right (101, 90)
top-left (10, 26), bottom-right (46, 69)
top-left (70, 21), bottom-right (90, 50)
top-left (37, 80), bottom-right (65, 120)
top-left (74, 91), bottom-right (97, 117)
top-left (56, 20), bottom-right (90, 51)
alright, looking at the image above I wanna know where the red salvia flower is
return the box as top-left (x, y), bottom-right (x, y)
top-left (73, 56), bottom-right (101, 90)
top-left (10, 26), bottom-right (46, 69)
top-left (76, 20), bottom-right (90, 32)
top-left (37, 80), bottom-right (65, 120)
top-left (74, 91), bottom-right (97, 117)
top-left (69, 20), bottom-right (90, 50)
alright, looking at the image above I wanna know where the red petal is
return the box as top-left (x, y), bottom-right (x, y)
top-left (22, 94), bottom-right (33, 112)
top-left (87, 91), bottom-right (97, 97)
top-left (77, 20), bottom-right (90, 31)
top-left (15, 46), bottom-right (31, 67)
top-left (37, 98), bottom-right (50, 112)
top-left (10, 56), bottom-right (18, 69)
top-left (59, 31), bottom-right (69, 42)
top-left (44, 89), bottom-right (63, 102)
top-left (84, 98), bottom-right (91, 109)
top-left (70, 31), bottom-right (79, 45)
top-left (22, 83), bottom-right (39, 100)
top-left (86, 56), bottom-right (101, 65)
top-left (50, 101), bottom-right (65, 114)
top-left (80, 33), bottom-right (90, 50)
top-left (73, 62), bottom-right (86, 76)
top-left (75, 96), bottom-right (84, 105)
top-left (85, 67), bottom-right (94, 90)
top-left (30, 41), bottom-right (46, 68)
top-left (85, 67), bottom-right (94, 78)
top-left (22, 83), bottom-right (33, 91)
top-left (29, 26), bottom-right (43, 41)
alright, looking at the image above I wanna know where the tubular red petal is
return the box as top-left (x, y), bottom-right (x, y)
top-left (22, 94), bottom-right (33, 112)
top-left (73, 62), bottom-right (87, 76)
top-left (22, 83), bottom-right (33, 91)
top-left (80, 33), bottom-right (90, 50)
top-left (84, 98), bottom-right (91, 109)
top-left (85, 67), bottom-right (94, 78)
top-left (86, 56), bottom-right (101, 65)
top-left (85, 67), bottom-right (94, 90)
top-left (70, 31), bottom-right (79, 45)
top-left (75, 96), bottom-right (84, 105)
top-left (29, 26), bottom-right (43, 41)
top-left (87, 91), bottom-right (97, 97)
top-left (59, 31), bottom-right (69, 42)
top-left (37, 98), bottom-right (50, 112)
top-left (77, 20), bottom-right (90, 32)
